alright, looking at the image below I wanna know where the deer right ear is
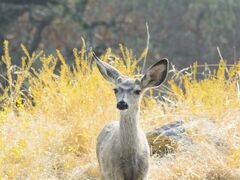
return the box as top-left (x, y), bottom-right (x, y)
top-left (93, 52), bottom-right (123, 84)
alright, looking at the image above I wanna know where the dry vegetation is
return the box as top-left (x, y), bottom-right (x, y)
top-left (0, 40), bottom-right (240, 179)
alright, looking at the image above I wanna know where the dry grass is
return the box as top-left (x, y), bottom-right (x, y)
top-left (0, 40), bottom-right (240, 179)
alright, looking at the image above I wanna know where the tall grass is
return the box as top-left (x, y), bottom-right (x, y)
top-left (0, 40), bottom-right (239, 179)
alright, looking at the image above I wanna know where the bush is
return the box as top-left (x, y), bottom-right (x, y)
top-left (0, 41), bottom-right (239, 179)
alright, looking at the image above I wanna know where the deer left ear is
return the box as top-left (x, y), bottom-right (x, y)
top-left (141, 58), bottom-right (169, 89)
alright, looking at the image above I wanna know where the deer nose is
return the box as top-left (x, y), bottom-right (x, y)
top-left (117, 101), bottom-right (128, 110)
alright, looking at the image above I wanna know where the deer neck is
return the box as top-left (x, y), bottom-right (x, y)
top-left (119, 105), bottom-right (140, 156)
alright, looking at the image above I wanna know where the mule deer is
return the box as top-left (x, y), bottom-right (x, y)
top-left (93, 52), bottom-right (168, 180)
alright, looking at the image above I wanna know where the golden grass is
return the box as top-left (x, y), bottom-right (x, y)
top-left (0, 40), bottom-right (240, 179)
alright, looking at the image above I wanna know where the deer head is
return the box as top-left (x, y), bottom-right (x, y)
top-left (93, 52), bottom-right (169, 110)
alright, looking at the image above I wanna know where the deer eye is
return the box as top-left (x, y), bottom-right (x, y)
top-left (133, 90), bottom-right (141, 95)
top-left (113, 88), bottom-right (118, 94)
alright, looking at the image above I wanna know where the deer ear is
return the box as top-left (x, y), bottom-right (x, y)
top-left (93, 52), bottom-right (123, 84)
top-left (141, 58), bottom-right (169, 89)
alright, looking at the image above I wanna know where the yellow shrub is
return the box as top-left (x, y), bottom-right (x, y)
top-left (0, 41), bottom-right (239, 179)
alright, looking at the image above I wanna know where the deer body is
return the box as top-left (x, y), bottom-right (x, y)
top-left (97, 107), bottom-right (149, 180)
top-left (93, 53), bottom-right (168, 180)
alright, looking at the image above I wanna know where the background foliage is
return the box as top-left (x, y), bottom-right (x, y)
top-left (0, 42), bottom-right (239, 179)
top-left (1, 0), bottom-right (240, 69)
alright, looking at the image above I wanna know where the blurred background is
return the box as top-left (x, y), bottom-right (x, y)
top-left (1, 0), bottom-right (240, 69)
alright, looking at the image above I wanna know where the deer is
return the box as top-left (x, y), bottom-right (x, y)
top-left (93, 52), bottom-right (169, 180)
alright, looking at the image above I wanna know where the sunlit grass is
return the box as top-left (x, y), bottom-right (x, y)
top-left (0, 40), bottom-right (239, 179)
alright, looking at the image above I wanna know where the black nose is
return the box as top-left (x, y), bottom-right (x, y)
top-left (117, 101), bottom-right (128, 110)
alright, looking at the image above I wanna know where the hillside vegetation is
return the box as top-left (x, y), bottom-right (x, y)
top-left (1, 0), bottom-right (240, 68)
top-left (0, 41), bottom-right (240, 179)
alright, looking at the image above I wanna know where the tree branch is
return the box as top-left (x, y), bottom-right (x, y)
top-left (142, 22), bottom-right (150, 74)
